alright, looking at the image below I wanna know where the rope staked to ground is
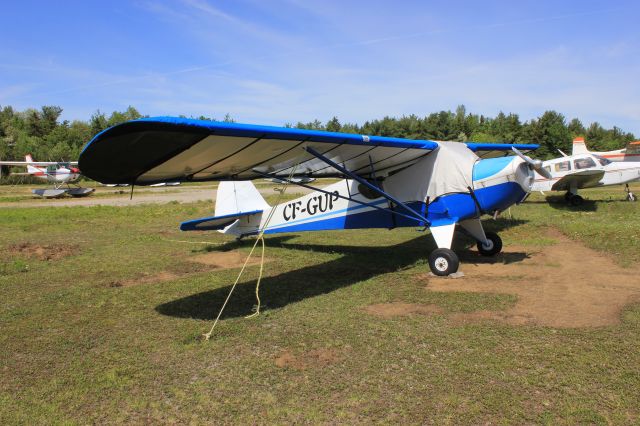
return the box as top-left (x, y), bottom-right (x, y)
top-left (203, 166), bottom-right (299, 341)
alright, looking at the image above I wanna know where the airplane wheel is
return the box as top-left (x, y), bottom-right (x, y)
top-left (569, 194), bottom-right (584, 206)
top-left (477, 232), bottom-right (502, 256)
top-left (564, 191), bottom-right (572, 201)
top-left (428, 249), bottom-right (459, 276)
top-left (627, 192), bottom-right (637, 202)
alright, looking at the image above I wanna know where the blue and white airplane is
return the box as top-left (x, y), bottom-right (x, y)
top-left (79, 117), bottom-right (545, 276)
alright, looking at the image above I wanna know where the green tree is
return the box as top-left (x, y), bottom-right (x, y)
top-left (325, 116), bottom-right (341, 132)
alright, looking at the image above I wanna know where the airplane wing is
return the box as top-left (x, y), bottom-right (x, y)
top-left (550, 170), bottom-right (605, 191)
top-left (468, 143), bottom-right (538, 158)
top-left (0, 161), bottom-right (78, 166)
top-left (79, 117), bottom-right (538, 185)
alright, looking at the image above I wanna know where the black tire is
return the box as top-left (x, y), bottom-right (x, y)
top-left (569, 194), bottom-right (584, 206)
top-left (477, 232), bottom-right (502, 256)
top-left (428, 248), bottom-right (459, 276)
top-left (627, 192), bottom-right (637, 202)
top-left (564, 191), bottom-right (572, 201)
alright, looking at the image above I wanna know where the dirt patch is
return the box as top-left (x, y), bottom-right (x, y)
top-left (116, 271), bottom-right (180, 287)
top-left (363, 302), bottom-right (443, 319)
top-left (425, 228), bottom-right (640, 328)
top-left (108, 251), bottom-right (266, 287)
top-left (275, 348), bottom-right (342, 370)
top-left (8, 242), bottom-right (77, 261)
top-left (188, 250), bottom-right (266, 269)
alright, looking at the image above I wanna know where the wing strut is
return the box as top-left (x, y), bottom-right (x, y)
top-left (303, 147), bottom-right (430, 226)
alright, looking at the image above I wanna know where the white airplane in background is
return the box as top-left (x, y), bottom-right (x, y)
top-left (79, 116), bottom-right (546, 276)
top-left (0, 154), bottom-right (94, 198)
top-left (572, 137), bottom-right (640, 162)
top-left (532, 143), bottom-right (640, 204)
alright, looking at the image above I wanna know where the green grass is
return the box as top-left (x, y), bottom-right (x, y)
top-left (1, 184), bottom-right (639, 423)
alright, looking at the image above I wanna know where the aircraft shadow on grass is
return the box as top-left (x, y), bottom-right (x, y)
top-left (527, 196), bottom-right (600, 212)
top-left (156, 220), bottom-right (529, 321)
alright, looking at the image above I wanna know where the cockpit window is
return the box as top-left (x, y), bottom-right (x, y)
top-left (574, 157), bottom-right (596, 170)
top-left (554, 161), bottom-right (571, 172)
top-left (595, 155), bottom-right (611, 166)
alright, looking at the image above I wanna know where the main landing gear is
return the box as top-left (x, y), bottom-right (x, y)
top-left (625, 184), bottom-right (637, 202)
top-left (427, 220), bottom-right (503, 276)
top-left (564, 191), bottom-right (584, 206)
top-left (428, 249), bottom-right (460, 276)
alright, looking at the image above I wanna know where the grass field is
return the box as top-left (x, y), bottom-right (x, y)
top-left (1, 183), bottom-right (639, 424)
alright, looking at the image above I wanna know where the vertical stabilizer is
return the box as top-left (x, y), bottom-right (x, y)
top-left (572, 137), bottom-right (589, 155)
top-left (215, 181), bottom-right (270, 217)
top-left (25, 154), bottom-right (40, 174)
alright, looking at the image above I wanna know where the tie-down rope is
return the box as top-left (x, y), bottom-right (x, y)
top-left (203, 164), bottom-right (299, 341)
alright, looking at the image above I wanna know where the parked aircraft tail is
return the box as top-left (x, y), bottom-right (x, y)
top-left (572, 137), bottom-right (589, 156)
top-left (215, 181), bottom-right (270, 217)
top-left (25, 154), bottom-right (40, 174)
top-left (180, 181), bottom-right (269, 233)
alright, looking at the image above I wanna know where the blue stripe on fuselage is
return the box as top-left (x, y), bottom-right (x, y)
top-left (262, 182), bottom-right (526, 235)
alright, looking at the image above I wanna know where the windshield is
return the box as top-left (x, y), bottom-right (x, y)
top-left (574, 157), bottom-right (596, 170)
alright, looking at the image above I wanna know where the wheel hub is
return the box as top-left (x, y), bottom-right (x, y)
top-left (481, 240), bottom-right (494, 250)
top-left (435, 257), bottom-right (449, 272)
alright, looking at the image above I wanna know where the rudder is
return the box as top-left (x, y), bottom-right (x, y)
top-left (572, 137), bottom-right (589, 155)
top-left (215, 181), bottom-right (270, 216)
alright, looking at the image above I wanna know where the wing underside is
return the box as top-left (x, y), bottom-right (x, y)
top-left (79, 117), bottom-right (538, 185)
top-left (551, 170), bottom-right (605, 191)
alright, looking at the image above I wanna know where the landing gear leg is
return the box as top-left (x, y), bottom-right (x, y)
top-left (625, 184), bottom-right (636, 202)
top-left (458, 219), bottom-right (502, 257)
top-left (566, 185), bottom-right (583, 206)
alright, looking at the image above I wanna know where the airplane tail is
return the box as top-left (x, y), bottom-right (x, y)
top-left (572, 137), bottom-right (590, 156)
top-left (25, 154), bottom-right (40, 174)
top-left (180, 181), bottom-right (269, 233)
top-left (214, 181), bottom-right (270, 216)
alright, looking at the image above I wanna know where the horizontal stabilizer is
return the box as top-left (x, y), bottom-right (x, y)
top-left (180, 210), bottom-right (263, 231)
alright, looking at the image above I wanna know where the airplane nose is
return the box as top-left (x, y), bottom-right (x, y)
top-left (512, 158), bottom-right (535, 192)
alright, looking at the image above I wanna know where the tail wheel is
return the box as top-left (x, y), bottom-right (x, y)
top-left (477, 232), bottom-right (502, 256)
top-left (428, 249), bottom-right (459, 276)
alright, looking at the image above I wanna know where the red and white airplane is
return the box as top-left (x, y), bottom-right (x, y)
top-left (532, 137), bottom-right (640, 204)
top-left (571, 137), bottom-right (640, 162)
top-left (0, 155), bottom-right (94, 198)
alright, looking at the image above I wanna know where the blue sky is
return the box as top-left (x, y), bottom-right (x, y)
top-left (1, 0), bottom-right (639, 135)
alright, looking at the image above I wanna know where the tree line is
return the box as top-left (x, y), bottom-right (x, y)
top-left (0, 104), bottom-right (636, 180)
top-left (291, 105), bottom-right (636, 159)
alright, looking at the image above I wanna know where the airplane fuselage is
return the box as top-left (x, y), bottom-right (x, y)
top-left (222, 155), bottom-right (533, 237)
top-left (532, 153), bottom-right (640, 192)
top-left (29, 165), bottom-right (81, 183)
